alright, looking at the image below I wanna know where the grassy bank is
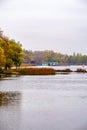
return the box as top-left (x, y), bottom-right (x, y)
top-left (75, 68), bottom-right (87, 73)
top-left (0, 68), bottom-right (55, 76)
top-left (15, 68), bottom-right (56, 75)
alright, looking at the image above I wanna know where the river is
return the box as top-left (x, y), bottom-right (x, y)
top-left (0, 71), bottom-right (87, 130)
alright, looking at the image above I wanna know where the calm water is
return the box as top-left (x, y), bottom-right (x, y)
top-left (0, 73), bottom-right (87, 130)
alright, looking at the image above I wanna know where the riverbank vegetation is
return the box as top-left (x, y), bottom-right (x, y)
top-left (0, 68), bottom-right (55, 77)
top-left (1, 29), bottom-right (87, 69)
top-left (1, 29), bottom-right (87, 77)
top-left (1, 67), bottom-right (87, 78)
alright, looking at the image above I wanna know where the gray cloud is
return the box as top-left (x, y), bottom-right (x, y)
top-left (0, 0), bottom-right (9, 5)
top-left (0, 0), bottom-right (87, 54)
top-left (79, 0), bottom-right (87, 3)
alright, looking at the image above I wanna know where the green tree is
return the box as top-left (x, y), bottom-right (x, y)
top-left (0, 47), bottom-right (6, 68)
top-left (9, 40), bottom-right (23, 68)
top-left (0, 34), bottom-right (23, 69)
top-left (0, 36), bottom-right (13, 69)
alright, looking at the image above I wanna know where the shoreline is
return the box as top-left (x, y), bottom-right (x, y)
top-left (0, 67), bottom-right (87, 79)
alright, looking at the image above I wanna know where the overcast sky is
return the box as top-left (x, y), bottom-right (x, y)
top-left (0, 0), bottom-right (87, 54)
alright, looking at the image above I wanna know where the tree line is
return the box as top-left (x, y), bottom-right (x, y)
top-left (23, 50), bottom-right (87, 65)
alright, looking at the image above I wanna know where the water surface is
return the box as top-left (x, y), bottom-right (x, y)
top-left (0, 73), bottom-right (87, 130)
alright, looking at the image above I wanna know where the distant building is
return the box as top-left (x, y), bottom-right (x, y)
top-left (42, 63), bottom-right (48, 66)
top-left (48, 61), bottom-right (58, 66)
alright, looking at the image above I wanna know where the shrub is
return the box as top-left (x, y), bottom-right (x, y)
top-left (75, 68), bottom-right (86, 73)
top-left (56, 68), bottom-right (72, 73)
top-left (3, 69), bottom-right (13, 75)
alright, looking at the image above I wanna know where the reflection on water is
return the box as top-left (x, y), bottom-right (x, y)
top-left (0, 91), bottom-right (21, 106)
top-left (0, 91), bottom-right (21, 130)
